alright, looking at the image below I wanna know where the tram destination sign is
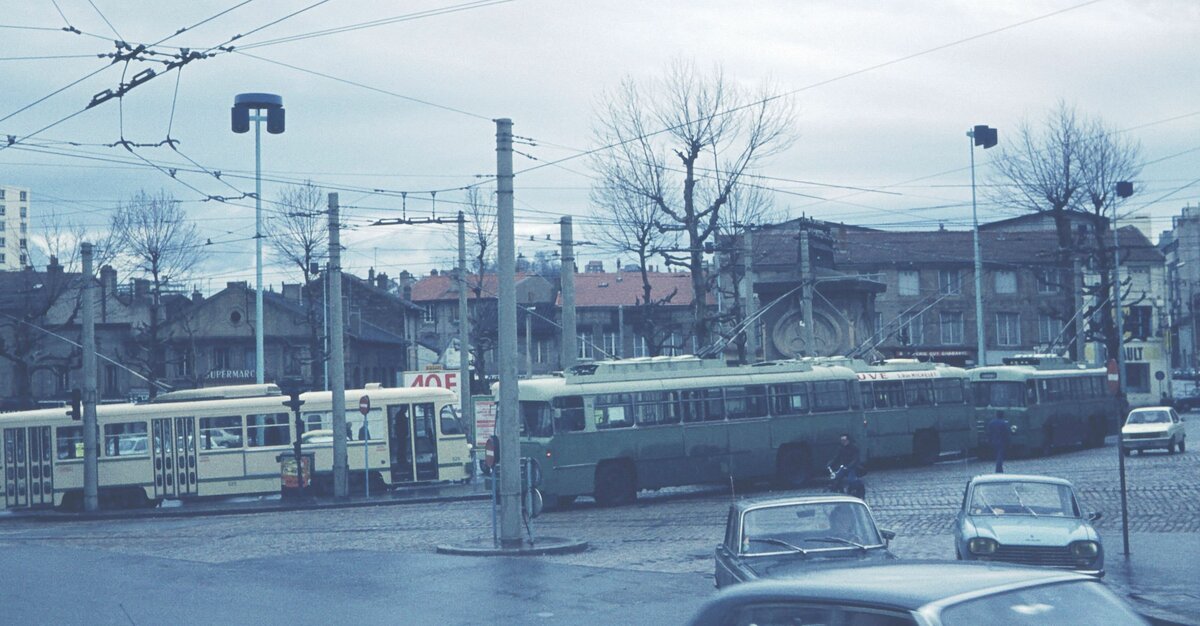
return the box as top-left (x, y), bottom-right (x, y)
top-left (856, 370), bottom-right (941, 381)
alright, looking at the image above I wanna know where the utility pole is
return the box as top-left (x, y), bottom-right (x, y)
top-left (799, 228), bottom-right (815, 355)
top-left (328, 193), bottom-right (348, 498)
top-left (496, 118), bottom-right (521, 547)
top-left (457, 211), bottom-right (473, 447)
top-left (81, 242), bottom-right (99, 512)
top-left (743, 230), bottom-right (759, 362)
top-left (560, 216), bottom-right (577, 370)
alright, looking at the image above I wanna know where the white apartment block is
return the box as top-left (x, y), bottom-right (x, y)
top-left (0, 185), bottom-right (30, 271)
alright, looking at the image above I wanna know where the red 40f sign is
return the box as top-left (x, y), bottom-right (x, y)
top-left (403, 371), bottom-right (459, 392)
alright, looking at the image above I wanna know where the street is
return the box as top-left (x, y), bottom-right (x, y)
top-left (1, 434), bottom-right (1196, 625)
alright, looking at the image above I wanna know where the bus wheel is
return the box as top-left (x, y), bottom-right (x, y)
top-left (594, 461), bottom-right (635, 507)
top-left (774, 446), bottom-right (810, 488)
top-left (1036, 427), bottom-right (1054, 457)
top-left (556, 495), bottom-right (577, 508)
top-left (913, 431), bottom-right (940, 466)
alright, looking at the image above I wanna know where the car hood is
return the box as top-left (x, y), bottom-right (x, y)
top-left (1122, 423), bottom-right (1171, 434)
top-left (745, 548), bottom-right (897, 579)
top-left (965, 515), bottom-right (1097, 545)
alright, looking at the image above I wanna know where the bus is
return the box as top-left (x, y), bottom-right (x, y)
top-left (514, 356), bottom-right (972, 508)
top-left (970, 355), bottom-right (1120, 456)
top-left (0, 383), bottom-right (471, 511)
top-left (823, 358), bottom-right (973, 465)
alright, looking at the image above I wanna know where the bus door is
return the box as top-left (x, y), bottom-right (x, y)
top-left (388, 404), bottom-right (414, 483)
top-left (411, 402), bottom-right (439, 481)
top-left (4, 426), bottom-right (53, 508)
top-left (151, 418), bottom-right (198, 499)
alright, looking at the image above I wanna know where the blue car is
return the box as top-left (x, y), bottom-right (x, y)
top-left (955, 474), bottom-right (1104, 577)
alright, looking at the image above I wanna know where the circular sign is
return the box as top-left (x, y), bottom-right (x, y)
top-left (1155, 371), bottom-right (1165, 381)
top-left (358, 395), bottom-right (370, 416)
top-left (484, 435), bottom-right (499, 469)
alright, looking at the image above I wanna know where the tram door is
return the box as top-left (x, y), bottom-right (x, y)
top-left (387, 403), bottom-right (439, 483)
top-left (151, 418), bottom-right (198, 499)
top-left (3, 426), bottom-right (53, 508)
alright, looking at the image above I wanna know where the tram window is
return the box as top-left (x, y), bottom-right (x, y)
top-left (56, 426), bottom-right (83, 459)
top-left (246, 413), bottom-right (290, 447)
top-left (595, 393), bottom-right (634, 429)
top-left (521, 401), bottom-right (554, 437)
top-left (349, 409), bottom-right (385, 441)
top-left (873, 381), bottom-right (905, 409)
top-left (200, 415), bottom-right (243, 450)
top-left (703, 388), bottom-right (726, 421)
top-left (812, 380), bottom-right (850, 412)
top-left (769, 383), bottom-right (810, 416)
top-left (725, 386), bottom-right (767, 420)
top-left (552, 396), bottom-right (586, 432)
top-left (904, 380), bottom-right (933, 406)
top-left (104, 422), bottom-right (148, 457)
top-left (679, 389), bottom-right (705, 423)
top-left (303, 412), bottom-right (328, 432)
top-left (932, 379), bottom-right (965, 404)
top-left (440, 405), bottom-right (465, 436)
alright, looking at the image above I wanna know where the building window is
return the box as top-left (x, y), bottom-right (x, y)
top-left (1126, 363), bottom-right (1150, 393)
top-left (19, 207), bottom-right (26, 218)
top-left (633, 336), bottom-right (649, 358)
top-left (0, 204), bottom-right (5, 215)
top-left (1036, 269), bottom-right (1062, 294)
top-left (577, 332), bottom-right (594, 360)
top-left (104, 364), bottom-right (119, 395)
top-left (994, 271), bottom-right (1017, 294)
top-left (1126, 305), bottom-right (1152, 339)
top-left (213, 346), bottom-right (232, 370)
top-left (996, 313), bottom-right (1020, 346)
top-left (938, 269), bottom-right (961, 295)
top-left (939, 311), bottom-right (964, 344)
top-left (19, 191), bottom-right (26, 201)
top-left (900, 312), bottom-right (924, 345)
top-left (898, 270), bottom-right (919, 296)
top-left (1037, 314), bottom-right (1064, 345)
top-left (873, 313), bottom-right (883, 339)
top-left (19, 223), bottom-right (26, 234)
top-left (422, 304), bottom-right (435, 324)
top-left (602, 332), bottom-right (619, 358)
top-left (175, 349), bottom-right (195, 378)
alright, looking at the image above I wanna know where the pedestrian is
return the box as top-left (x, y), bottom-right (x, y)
top-left (986, 412), bottom-right (1011, 473)
top-left (827, 433), bottom-right (861, 492)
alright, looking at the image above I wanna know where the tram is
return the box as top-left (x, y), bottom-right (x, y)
top-left (0, 383), bottom-right (471, 511)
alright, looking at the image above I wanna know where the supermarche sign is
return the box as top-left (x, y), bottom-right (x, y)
top-left (402, 370), bottom-right (459, 392)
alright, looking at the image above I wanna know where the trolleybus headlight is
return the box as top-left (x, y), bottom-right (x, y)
top-left (968, 537), bottom-right (998, 555)
top-left (1070, 541), bottom-right (1099, 558)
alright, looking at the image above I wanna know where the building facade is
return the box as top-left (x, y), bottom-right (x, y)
top-left (0, 185), bottom-right (31, 270)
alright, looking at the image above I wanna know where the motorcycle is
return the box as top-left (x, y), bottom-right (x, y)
top-left (827, 464), bottom-right (866, 500)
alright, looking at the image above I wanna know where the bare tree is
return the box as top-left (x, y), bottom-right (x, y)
top-left (989, 102), bottom-right (1142, 362)
top-left (265, 181), bottom-right (328, 388)
top-left (110, 190), bottom-right (202, 398)
top-left (462, 187), bottom-right (498, 393)
top-left (592, 59), bottom-right (795, 349)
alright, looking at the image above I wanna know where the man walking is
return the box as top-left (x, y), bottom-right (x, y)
top-left (986, 412), bottom-right (1011, 473)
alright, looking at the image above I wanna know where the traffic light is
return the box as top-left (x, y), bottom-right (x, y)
top-left (67, 388), bottom-right (82, 420)
top-left (973, 125), bottom-right (998, 149)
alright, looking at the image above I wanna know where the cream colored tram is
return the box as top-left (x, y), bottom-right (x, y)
top-left (0, 383), bottom-right (471, 511)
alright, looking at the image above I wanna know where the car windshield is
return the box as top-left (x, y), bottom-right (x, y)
top-left (968, 482), bottom-right (1078, 517)
top-left (1126, 411), bottom-right (1170, 425)
top-left (741, 502), bottom-right (882, 555)
top-left (937, 580), bottom-right (1145, 625)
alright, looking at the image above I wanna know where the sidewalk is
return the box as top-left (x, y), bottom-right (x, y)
top-left (1104, 532), bottom-right (1200, 625)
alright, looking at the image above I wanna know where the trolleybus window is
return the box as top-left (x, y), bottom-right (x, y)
top-left (521, 401), bottom-right (553, 437)
top-left (199, 415), bottom-right (243, 450)
top-left (974, 381), bottom-right (1027, 408)
top-left (56, 425), bottom-right (83, 459)
top-left (872, 381), bottom-right (905, 409)
top-left (932, 378), bottom-right (965, 404)
top-left (812, 380), bottom-right (850, 412)
top-left (104, 422), bottom-right (148, 457)
top-left (246, 413), bottom-right (290, 447)
top-left (905, 380), bottom-right (933, 406)
top-left (595, 393), bottom-right (634, 429)
top-left (725, 386), bottom-right (768, 420)
top-left (635, 391), bottom-right (680, 426)
top-left (769, 383), bottom-right (809, 416)
top-left (550, 396), bottom-right (585, 432)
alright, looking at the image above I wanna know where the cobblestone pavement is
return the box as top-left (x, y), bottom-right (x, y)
top-left (0, 436), bottom-right (1196, 619)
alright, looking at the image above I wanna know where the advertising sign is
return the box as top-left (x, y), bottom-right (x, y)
top-left (402, 370), bottom-right (459, 393)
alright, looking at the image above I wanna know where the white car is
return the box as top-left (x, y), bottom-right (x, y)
top-left (1121, 407), bottom-right (1186, 455)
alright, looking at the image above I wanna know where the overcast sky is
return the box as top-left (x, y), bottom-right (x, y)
top-left (2, 0), bottom-right (1197, 291)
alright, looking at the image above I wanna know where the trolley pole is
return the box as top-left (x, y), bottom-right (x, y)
top-left (560, 216), bottom-right (577, 370)
top-left (329, 193), bottom-right (349, 498)
top-left (81, 242), bottom-right (99, 512)
top-left (458, 211), bottom-right (473, 457)
top-left (496, 118), bottom-right (522, 547)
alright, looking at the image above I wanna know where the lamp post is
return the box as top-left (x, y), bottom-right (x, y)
top-left (1114, 180), bottom-right (1133, 557)
top-left (232, 93), bottom-right (286, 385)
top-left (967, 125), bottom-right (998, 366)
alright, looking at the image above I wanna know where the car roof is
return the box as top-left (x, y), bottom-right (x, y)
top-left (732, 495), bottom-right (866, 512)
top-left (699, 561), bottom-right (1090, 612)
top-left (967, 473), bottom-right (1073, 487)
top-left (1128, 406), bottom-right (1172, 412)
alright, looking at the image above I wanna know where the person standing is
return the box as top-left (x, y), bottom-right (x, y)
top-left (986, 412), bottom-right (1011, 473)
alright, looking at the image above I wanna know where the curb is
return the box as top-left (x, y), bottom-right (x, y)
top-left (435, 537), bottom-right (589, 557)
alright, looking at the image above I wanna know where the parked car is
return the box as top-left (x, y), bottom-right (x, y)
top-left (1122, 406), bottom-right (1187, 455)
top-left (714, 495), bottom-right (896, 589)
top-left (955, 474), bottom-right (1104, 577)
top-left (689, 561), bottom-right (1147, 626)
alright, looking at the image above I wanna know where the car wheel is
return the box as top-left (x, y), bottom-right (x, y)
top-left (1180, 438), bottom-right (1187, 453)
top-left (1036, 426), bottom-right (1054, 457)
top-left (913, 431), bottom-right (940, 466)
top-left (774, 446), bottom-right (810, 488)
top-left (1168, 437), bottom-right (1177, 454)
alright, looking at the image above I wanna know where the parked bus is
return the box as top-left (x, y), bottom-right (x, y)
top-left (0, 383), bottom-right (471, 511)
top-left (970, 355), bottom-right (1119, 456)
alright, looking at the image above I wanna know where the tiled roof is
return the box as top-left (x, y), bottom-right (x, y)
top-left (565, 272), bottom-right (694, 308)
top-left (410, 273), bottom-right (532, 302)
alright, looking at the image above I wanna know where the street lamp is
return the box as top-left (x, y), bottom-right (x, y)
top-left (1113, 180), bottom-right (1133, 557)
top-left (232, 92), bottom-right (286, 385)
top-left (968, 125), bottom-right (998, 365)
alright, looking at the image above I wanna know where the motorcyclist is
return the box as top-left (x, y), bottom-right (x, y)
top-left (827, 433), bottom-right (861, 493)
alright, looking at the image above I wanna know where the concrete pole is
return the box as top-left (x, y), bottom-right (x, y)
top-left (496, 119), bottom-right (521, 547)
top-left (560, 216), bottom-right (577, 371)
top-left (254, 114), bottom-right (265, 384)
top-left (329, 193), bottom-right (348, 497)
top-left (800, 229), bottom-right (815, 355)
top-left (525, 310), bottom-right (533, 376)
top-left (1074, 259), bottom-right (1087, 361)
top-left (970, 139), bottom-right (987, 366)
top-left (81, 242), bottom-right (99, 512)
top-left (457, 211), bottom-right (473, 446)
top-left (743, 231), bottom-right (759, 361)
top-left (618, 305), bottom-right (625, 359)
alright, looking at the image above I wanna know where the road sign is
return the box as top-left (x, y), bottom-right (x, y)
top-left (484, 435), bottom-right (498, 469)
top-left (359, 395), bottom-right (370, 415)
